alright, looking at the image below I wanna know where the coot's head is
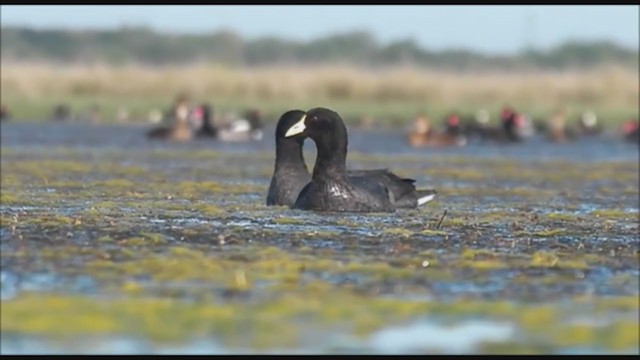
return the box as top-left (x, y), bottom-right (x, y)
top-left (285, 107), bottom-right (349, 173)
top-left (284, 107), bottom-right (347, 142)
top-left (276, 109), bottom-right (307, 143)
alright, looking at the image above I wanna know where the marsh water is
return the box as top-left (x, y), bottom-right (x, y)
top-left (1, 121), bottom-right (639, 354)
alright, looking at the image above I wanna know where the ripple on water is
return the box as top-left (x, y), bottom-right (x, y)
top-left (0, 335), bottom-right (234, 355)
top-left (0, 271), bottom-right (98, 300)
top-left (364, 319), bottom-right (514, 354)
top-left (0, 319), bottom-right (513, 354)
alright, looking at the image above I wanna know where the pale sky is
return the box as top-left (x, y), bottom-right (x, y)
top-left (1, 5), bottom-right (638, 54)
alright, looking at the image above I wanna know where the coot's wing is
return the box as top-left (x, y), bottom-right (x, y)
top-left (348, 175), bottom-right (394, 204)
top-left (348, 168), bottom-right (416, 202)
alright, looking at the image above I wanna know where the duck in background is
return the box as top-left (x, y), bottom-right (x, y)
top-left (146, 95), bottom-right (193, 142)
top-left (531, 115), bottom-right (549, 135)
top-left (516, 113), bottom-right (536, 139)
top-left (575, 110), bottom-right (603, 136)
top-left (51, 104), bottom-right (73, 122)
top-left (537, 109), bottom-right (603, 142)
top-left (217, 108), bottom-right (264, 142)
top-left (545, 109), bottom-right (576, 143)
top-left (472, 106), bottom-right (527, 144)
top-left (193, 103), bottom-right (219, 138)
top-left (463, 109), bottom-right (492, 140)
top-left (501, 107), bottom-right (533, 143)
top-left (443, 113), bottom-right (465, 137)
top-left (0, 104), bottom-right (10, 121)
top-left (621, 118), bottom-right (639, 143)
top-left (406, 115), bottom-right (431, 147)
top-left (406, 114), bottom-right (466, 148)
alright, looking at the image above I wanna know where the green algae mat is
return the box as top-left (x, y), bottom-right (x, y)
top-left (1, 123), bottom-right (638, 354)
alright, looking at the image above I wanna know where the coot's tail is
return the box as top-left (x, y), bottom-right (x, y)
top-left (416, 189), bottom-right (437, 206)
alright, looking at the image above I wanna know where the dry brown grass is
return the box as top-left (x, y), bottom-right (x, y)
top-left (1, 62), bottom-right (638, 123)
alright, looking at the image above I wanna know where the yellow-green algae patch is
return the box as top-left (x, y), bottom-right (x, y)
top-left (2, 293), bottom-right (637, 352)
top-left (591, 209), bottom-right (638, 220)
top-left (273, 217), bottom-right (305, 225)
top-left (1, 289), bottom-right (436, 346)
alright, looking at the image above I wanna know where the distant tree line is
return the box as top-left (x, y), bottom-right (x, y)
top-left (1, 26), bottom-right (638, 70)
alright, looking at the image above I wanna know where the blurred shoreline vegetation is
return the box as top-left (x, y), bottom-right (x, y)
top-left (1, 26), bottom-right (638, 125)
top-left (2, 27), bottom-right (638, 69)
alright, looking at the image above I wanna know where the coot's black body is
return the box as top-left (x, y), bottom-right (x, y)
top-left (281, 107), bottom-right (435, 213)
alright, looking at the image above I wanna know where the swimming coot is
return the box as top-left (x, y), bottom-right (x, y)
top-left (280, 107), bottom-right (436, 212)
top-left (266, 110), bottom-right (313, 207)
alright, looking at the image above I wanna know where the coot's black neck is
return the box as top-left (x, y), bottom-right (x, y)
top-left (311, 126), bottom-right (348, 180)
top-left (275, 137), bottom-right (308, 173)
